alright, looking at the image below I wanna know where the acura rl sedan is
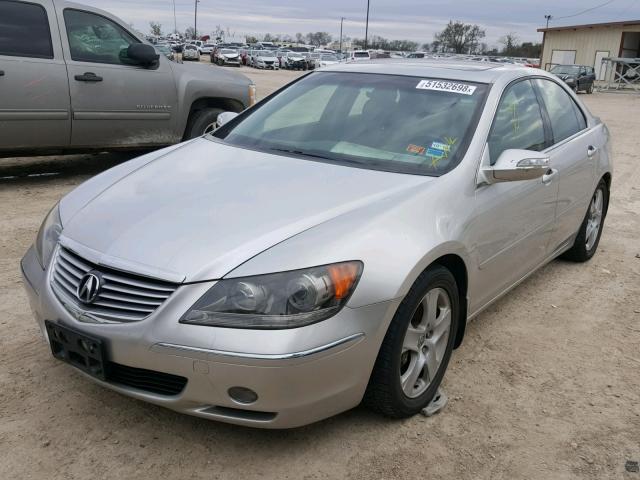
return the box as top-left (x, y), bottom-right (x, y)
top-left (21, 61), bottom-right (612, 428)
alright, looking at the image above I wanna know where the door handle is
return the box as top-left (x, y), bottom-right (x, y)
top-left (74, 72), bottom-right (103, 82)
top-left (587, 145), bottom-right (598, 158)
top-left (542, 168), bottom-right (558, 185)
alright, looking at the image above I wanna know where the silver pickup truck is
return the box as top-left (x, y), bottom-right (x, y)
top-left (0, 0), bottom-right (255, 156)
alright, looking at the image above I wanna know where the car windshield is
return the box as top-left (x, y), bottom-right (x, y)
top-left (213, 72), bottom-right (488, 176)
top-left (551, 65), bottom-right (580, 75)
top-left (321, 54), bottom-right (338, 61)
top-left (185, 45), bottom-right (196, 50)
top-left (354, 52), bottom-right (369, 58)
top-left (221, 49), bottom-right (236, 54)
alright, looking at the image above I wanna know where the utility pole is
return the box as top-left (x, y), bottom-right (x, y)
top-left (364, 0), bottom-right (370, 50)
top-left (545, 14), bottom-right (552, 29)
top-left (172, 0), bottom-right (177, 34)
top-left (194, 0), bottom-right (200, 39)
top-left (340, 17), bottom-right (345, 53)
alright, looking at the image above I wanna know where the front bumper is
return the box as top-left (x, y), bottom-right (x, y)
top-left (21, 245), bottom-right (399, 428)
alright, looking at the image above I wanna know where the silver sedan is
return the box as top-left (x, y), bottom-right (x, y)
top-left (21, 61), bottom-right (612, 428)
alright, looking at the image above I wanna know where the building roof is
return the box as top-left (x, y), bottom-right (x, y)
top-left (538, 19), bottom-right (640, 33)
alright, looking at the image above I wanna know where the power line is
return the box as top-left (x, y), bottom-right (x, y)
top-left (553, 0), bottom-right (617, 20)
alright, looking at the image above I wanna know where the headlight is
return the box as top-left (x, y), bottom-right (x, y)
top-left (34, 204), bottom-right (62, 268)
top-left (180, 261), bottom-right (363, 329)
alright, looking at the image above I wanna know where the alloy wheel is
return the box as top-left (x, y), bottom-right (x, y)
top-left (399, 287), bottom-right (452, 398)
top-left (585, 188), bottom-right (604, 251)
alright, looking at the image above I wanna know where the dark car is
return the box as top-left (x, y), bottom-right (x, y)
top-left (550, 65), bottom-right (596, 93)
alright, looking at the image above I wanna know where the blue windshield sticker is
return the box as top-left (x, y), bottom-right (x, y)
top-left (426, 147), bottom-right (445, 158)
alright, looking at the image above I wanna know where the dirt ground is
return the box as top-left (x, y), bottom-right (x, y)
top-left (1, 69), bottom-right (639, 479)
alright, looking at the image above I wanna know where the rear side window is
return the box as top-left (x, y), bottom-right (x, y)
top-left (488, 80), bottom-right (546, 165)
top-left (64, 9), bottom-right (139, 65)
top-left (0, 1), bottom-right (53, 59)
top-left (533, 79), bottom-right (586, 144)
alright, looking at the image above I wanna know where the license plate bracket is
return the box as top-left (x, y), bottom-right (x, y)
top-left (45, 320), bottom-right (107, 380)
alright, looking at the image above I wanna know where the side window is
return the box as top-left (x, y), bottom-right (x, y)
top-left (533, 79), bottom-right (585, 144)
top-left (488, 80), bottom-right (546, 165)
top-left (63, 9), bottom-right (139, 65)
top-left (0, 1), bottom-right (53, 59)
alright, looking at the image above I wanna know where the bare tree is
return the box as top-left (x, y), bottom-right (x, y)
top-left (149, 21), bottom-right (162, 37)
top-left (499, 32), bottom-right (519, 56)
top-left (434, 20), bottom-right (485, 54)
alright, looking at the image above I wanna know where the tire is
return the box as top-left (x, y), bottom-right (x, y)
top-left (364, 265), bottom-right (460, 418)
top-left (218, 59), bottom-right (224, 66)
top-left (184, 107), bottom-right (224, 139)
top-left (587, 83), bottom-right (594, 94)
top-left (561, 179), bottom-right (608, 262)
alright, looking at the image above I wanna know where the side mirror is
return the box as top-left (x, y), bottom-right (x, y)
top-left (216, 111), bottom-right (239, 128)
top-left (126, 44), bottom-right (160, 66)
top-left (481, 149), bottom-right (550, 184)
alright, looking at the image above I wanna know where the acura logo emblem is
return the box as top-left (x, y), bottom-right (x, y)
top-left (77, 272), bottom-right (101, 304)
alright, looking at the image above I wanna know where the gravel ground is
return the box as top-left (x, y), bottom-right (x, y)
top-left (1, 69), bottom-right (639, 479)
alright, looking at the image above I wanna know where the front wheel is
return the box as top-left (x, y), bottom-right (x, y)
top-left (561, 179), bottom-right (608, 262)
top-left (364, 265), bottom-right (459, 418)
top-left (184, 108), bottom-right (224, 139)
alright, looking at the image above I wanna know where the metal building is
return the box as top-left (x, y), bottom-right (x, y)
top-left (538, 20), bottom-right (640, 79)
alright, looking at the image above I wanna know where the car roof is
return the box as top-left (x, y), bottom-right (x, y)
top-left (322, 59), bottom-right (545, 84)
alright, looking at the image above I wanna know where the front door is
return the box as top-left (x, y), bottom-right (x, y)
top-left (0, 0), bottom-right (70, 152)
top-left (56, 5), bottom-right (179, 148)
top-left (470, 79), bottom-right (558, 312)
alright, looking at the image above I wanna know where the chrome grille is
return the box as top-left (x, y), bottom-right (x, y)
top-left (51, 246), bottom-right (178, 323)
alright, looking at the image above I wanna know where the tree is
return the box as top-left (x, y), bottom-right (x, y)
top-left (245, 35), bottom-right (258, 44)
top-left (295, 32), bottom-right (305, 44)
top-left (184, 26), bottom-right (196, 39)
top-left (305, 32), bottom-right (332, 47)
top-left (499, 32), bottom-right (519, 56)
top-left (434, 20), bottom-right (485, 54)
top-left (149, 21), bottom-right (162, 37)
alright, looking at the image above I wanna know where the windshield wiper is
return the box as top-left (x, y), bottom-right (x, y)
top-left (269, 147), bottom-right (334, 161)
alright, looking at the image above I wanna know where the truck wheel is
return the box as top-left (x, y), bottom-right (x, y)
top-left (184, 108), bottom-right (224, 139)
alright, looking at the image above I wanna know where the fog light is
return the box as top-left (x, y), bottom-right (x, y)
top-left (228, 386), bottom-right (258, 404)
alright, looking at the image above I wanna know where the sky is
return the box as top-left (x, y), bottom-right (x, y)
top-left (81, 0), bottom-right (640, 47)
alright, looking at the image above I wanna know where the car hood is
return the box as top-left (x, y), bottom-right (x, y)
top-left (61, 138), bottom-right (430, 282)
top-left (222, 53), bottom-right (239, 58)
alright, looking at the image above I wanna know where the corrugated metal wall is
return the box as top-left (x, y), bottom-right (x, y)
top-left (541, 24), bottom-right (640, 70)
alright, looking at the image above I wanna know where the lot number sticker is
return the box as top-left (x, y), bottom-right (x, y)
top-left (416, 79), bottom-right (477, 95)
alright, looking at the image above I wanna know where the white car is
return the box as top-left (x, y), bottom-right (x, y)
top-left (182, 44), bottom-right (200, 61)
top-left (315, 53), bottom-right (340, 69)
top-left (349, 50), bottom-right (370, 62)
top-left (201, 43), bottom-right (215, 55)
top-left (253, 50), bottom-right (279, 69)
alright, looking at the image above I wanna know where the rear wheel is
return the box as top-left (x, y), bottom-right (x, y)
top-left (184, 107), bottom-right (224, 139)
top-left (364, 266), bottom-right (459, 418)
top-left (561, 179), bottom-right (608, 262)
top-left (587, 83), bottom-right (595, 94)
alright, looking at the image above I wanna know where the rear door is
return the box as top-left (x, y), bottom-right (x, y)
top-left (55, 3), bottom-right (179, 148)
top-left (0, 0), bottom-right (70, 152)
top-left (533, 78), bottom-right (597, 252)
